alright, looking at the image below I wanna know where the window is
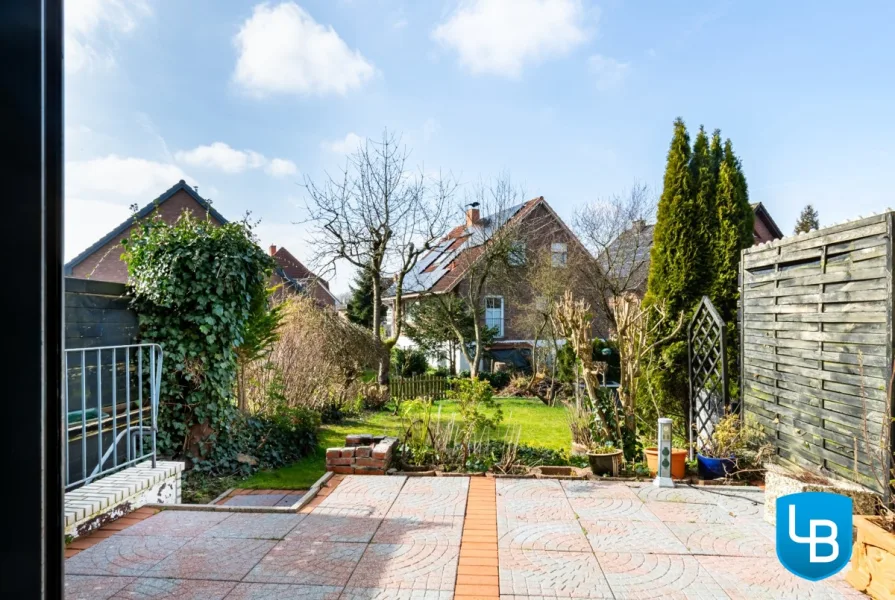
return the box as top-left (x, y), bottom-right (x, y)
top-left (485, 296), bottom-right (504, 338)
top-left (551, 242), bottom-right (568, 267)
top-left (509, 241), bottom-right (526, 266)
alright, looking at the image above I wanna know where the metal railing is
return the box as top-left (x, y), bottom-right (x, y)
top-left (64, 343), bottom-right (163, 491)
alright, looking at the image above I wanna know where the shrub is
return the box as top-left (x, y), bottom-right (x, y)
top-left (456, 369), bottom-right (511, 391)
top-left (392, 348), bottom-right (428, 378)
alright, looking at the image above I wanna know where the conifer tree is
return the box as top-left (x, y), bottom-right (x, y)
top-left (346, 266), bottom-right (385, 330)
top-left (691, 126), bottom-right (719, 288)
top-left (793, 204), bottom-right (819, 234)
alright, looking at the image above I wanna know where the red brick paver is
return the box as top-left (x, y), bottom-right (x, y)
top-left (456, 477), bottom-right (499, 599)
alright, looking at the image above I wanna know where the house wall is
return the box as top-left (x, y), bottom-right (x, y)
top-left (69, 190), bottom-right (223, 283)
top-left (753, 213), bottom-right (778, 244)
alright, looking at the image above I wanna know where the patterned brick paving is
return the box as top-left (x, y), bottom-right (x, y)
top-left (64, 476), bottom-right (866, 599)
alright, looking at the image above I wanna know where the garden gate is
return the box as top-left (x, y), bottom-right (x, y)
top-left (688, 296), bottom-right (729, 459)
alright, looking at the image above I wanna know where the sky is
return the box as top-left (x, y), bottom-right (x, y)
top-left (65, 0), bottom-right (895, 295)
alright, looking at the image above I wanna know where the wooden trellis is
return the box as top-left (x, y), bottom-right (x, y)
top-left (688, 296), bottom-right (729, 459)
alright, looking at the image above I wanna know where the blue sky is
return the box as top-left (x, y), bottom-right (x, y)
top-left (65, 0), bottom-right (895, 294)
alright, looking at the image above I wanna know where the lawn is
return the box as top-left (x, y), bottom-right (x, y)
top-left (241, 396), bottom-right (569, 489)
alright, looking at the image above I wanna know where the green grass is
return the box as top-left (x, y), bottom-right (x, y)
top-left (241, 397), bottom-right (569, 490)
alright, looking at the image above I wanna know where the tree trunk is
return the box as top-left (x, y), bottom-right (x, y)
top-left (238, 361), bottom-right (247, 413)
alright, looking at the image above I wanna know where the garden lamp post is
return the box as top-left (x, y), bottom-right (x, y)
top-left (653, 417), bottom-right (675, 488)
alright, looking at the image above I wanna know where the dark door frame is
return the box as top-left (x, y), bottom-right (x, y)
top-left (0, 0), bottom-right (65, 597)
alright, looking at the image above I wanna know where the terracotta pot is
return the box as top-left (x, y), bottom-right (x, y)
top-left (644, 447), bottom-right (687, 479)
top-left (846, 516), bottom-right (895, 599)
top-left (587, 449), bottom-right (623, 477)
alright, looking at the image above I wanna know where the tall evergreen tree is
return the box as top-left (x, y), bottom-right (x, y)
top-left (346, 266), bottom-right (385, 329)
top-left (793, 204), bottom-right (820, 234)
top-left (691, 126), bottom-right (719, 288)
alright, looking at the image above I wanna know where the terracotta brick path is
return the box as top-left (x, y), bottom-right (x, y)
top-left (64, 476), bottom-right (868, 599)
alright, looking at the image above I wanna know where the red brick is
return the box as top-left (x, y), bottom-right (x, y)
top-left (354, 457), bottom-right (385, 468)
top-left (327, 457), bottom-right (354, 466)
top-left (354, 446), bottom-right (371, 458)
top-left (340, 448), bottom-right (356, 458)
top-left (325, 448), bottom-right (341, 459)
top-left (329, 466), bottom-right (353, 474)
top-left (352, 467), bottom-right (385, 475)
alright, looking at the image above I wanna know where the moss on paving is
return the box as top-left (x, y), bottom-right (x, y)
top-left (241, 397), bottom-right (569, 490)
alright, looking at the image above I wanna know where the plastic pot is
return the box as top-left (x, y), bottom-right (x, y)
top-left (697, 453), bottom-right (736, 480)
top-left (587, 449), bottom-right (623, 476)
top-left (644, 447), bottom-right (687, 479)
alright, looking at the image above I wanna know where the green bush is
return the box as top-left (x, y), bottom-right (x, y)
top-left (557, 340), bottom-right (619, 384)
top-left (456, 369), bottom-right (511, 391)
top-left (392, 348), bottom-right (429, 378)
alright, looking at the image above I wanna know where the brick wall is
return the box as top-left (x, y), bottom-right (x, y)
top-left (69, 190), bottom-right (223, 283)
top-left (325, 434), bottom-right (397, 475)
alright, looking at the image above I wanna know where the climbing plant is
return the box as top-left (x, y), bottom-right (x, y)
top-left (122, 212), bottom-right (275, 466)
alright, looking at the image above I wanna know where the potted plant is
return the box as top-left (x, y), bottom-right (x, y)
top-left (587, 442), bottom-right (624, 476)
top-left (696, 413), bottom-right (773, 481)
top-left (644, 445), bottom-right (687, 479)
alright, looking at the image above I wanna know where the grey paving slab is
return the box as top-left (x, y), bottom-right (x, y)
top-left (274, 493), bottom-right (306, 507)
top-left (348, 543), bottom-right (459, 591)
top-left (499, 498), bottom-right (577, 522)
top-left (498, 547), bottom-right (613, 598)
top-left (117, 510), bottom-right (232, 537)
top-left (66, 535), bottom-right (189, 576)
top-left (202, 513), bottom-right (305, 540)
top-left (497, 519), bottom-right (591, 552)
top-left (696, 556), bottom-right (865, 599)
top-left (224, 582), bottom-right (344, 599)
top-left (340, 588), bottom-right (454, 599)
top-left (666, 522), bottom-right (776, 557)
top-left (497, 478), bottom-right (566, 501)
top-left (245, 541), bottom-right (366, 586)
top-left (146, 537), bottom-right (275, 581)
top-left (596, 551), bottom-right (730, 599)
top-left (643, 500), bottom-right (735, 524)
top-left (634, 485), bottom-right (720, 505)
top-left (286, 513), bottom-right (383, 543)
top-left (562, 480), bottom-right (640, 500)
top-left (65, 575), bottom-right (135, 600)
top-left (581, 519), bottom-right (689, 554)
top-left (566, 496), bottom-right (660, 522)
top-left (113, 577), bottom-right (236, 599)
top-left (372, 515), bottom-right (464, 545)
top-left (223, 494), bottom-right (288, 507)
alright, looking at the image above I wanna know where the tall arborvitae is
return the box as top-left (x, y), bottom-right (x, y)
top-left (346, 266), bottom-right (385, 329)
top-left (793, 204), bottom-right (819, 234)
top-left (643, 118), bottom-right (704, 418)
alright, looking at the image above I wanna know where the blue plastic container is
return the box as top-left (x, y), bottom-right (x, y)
top-left (697, 453), bottom-right (736, 480)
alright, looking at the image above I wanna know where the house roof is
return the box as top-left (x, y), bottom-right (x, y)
top-left (271, 246), bottom-right (337, 303)
top-left (751, 202), bottom-right (783, 239)
top-left (388, 196), bottom-right (545, 298)
top-left (64, 180), bottom-right (228, 275)
top-left (599, 221), bottom-right (654, 288)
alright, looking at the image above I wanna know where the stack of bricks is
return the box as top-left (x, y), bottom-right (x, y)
top-left (325, 434), bottom-right (397, 475)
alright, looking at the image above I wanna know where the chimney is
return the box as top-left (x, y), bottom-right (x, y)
top-left (269, 244), bottom-right (277, 256)
top-left (466, 207), bottom-right (481, 228)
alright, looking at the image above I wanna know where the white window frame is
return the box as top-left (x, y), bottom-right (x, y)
top-left (484, 295), bottom-right (505, 338)
top-left (551, 242), bottom-right (568, 267)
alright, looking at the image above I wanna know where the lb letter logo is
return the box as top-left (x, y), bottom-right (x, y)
top-left (776, 492), bottom-right (852, 581)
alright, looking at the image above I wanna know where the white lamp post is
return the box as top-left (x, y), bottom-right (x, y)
top-left (653, 417), bottom-right (675, 488)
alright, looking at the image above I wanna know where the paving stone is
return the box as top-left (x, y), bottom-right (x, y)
top-left (66, 535), bottom-right (189, 577)
top-left (274, 493), bottom-right (305, 507)
top-left (711, 491), bottom-right (765, 519)
top-left (116, 510), bottom-right (231, 537)
top-left (634, 486), bottom-right (720, 505)
top-left (581, 520), bottom-right (688, 554)
top-left (223, 494), bottom-right (288, 507)
top-left (146, 537), bottom-right (275, 581)
top-left (499, 498), bottom-right (576, 522)
top-left (565, 496), bottom-right (659, 522)
top-left (64, 575), bottom-right (134, 600)
top-left (561, 480), bottom-right (640, 500)
top-left (389, 478), bottom-right (469, 517)
top-left (224, 583), bottom-right (343, 599)
top-left (287, 513), bottom-right (383, 543)
top-left (112, 577), bottom-right (236, 599)
top-left (348, 543), bottom-right (459, 591)
top-left (498, 548), bottom-right (613, 598)
top-left (596, 551), bottom-right (730, 599)
top-left (246, 541), bottom-right (366, 586)
top-left (666, 522), bottom-right (776, 557)
top-left (496, 479), bottom-right (566, 501)
top-left (372, 515), bottom-right (464, 545)
top-left (643, 501), bottom-right (735, 524)
top-left (497, 519), bottom-right (591, 552)
top-left (696, 556), bottom-right (865, 599)
top-left (202, 513), bottom-right (305, 540)
top-left (341, 589), bottom-right (454, 599)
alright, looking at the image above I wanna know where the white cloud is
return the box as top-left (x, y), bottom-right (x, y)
top-left (174, 142), bottom-right (297, 177)
top-left (322, 132), bottom-right (364, 155)
top-left (65, 0), bottom-right (151, 74)
top-left (393, 18), bottom-right (409, 30)
top-left (266, 158), bottom-right (299, 177)
top-left (233, 2), bottom-right (375, 97)
top-left (64, 155), bottom-right (193, 259)
top-left (432, 0), bottom-right (590, 77)
top-left (588, 54), bottom-right (629, 90)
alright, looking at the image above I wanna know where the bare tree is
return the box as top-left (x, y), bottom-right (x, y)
top-left (426, 174), bottom-right (531, 378)
top-left (573, 182), bottom-right (657, 335)
top-left (304, 131), bottom-right (455, 384)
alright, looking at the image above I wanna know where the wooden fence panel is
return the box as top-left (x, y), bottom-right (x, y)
top-left (740, 213), bottom-right (894, 493)
top-left (392, 375), bottom-right (450, 402)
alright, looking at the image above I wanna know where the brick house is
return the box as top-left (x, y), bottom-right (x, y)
top-left (268, 245), bottom-right (337, 307)
top-left (65, 180), bottom-right (227, 283)
top-left (384, 196), bottom-right (591, 372)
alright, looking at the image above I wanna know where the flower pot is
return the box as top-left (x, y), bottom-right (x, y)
top-left (846, 516), bottom-right (895, 599)
top-left (644, 447), bottom-right (687, 479)
top-left (587, 449), bottom-right (623, 477)
top-left (697, 453), bottom-right (736, 480)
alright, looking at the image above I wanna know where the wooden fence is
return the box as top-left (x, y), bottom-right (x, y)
top-left (391, 375), bottom-right (450, 402)
top-left (740, 212), bottom-right (894, 493)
